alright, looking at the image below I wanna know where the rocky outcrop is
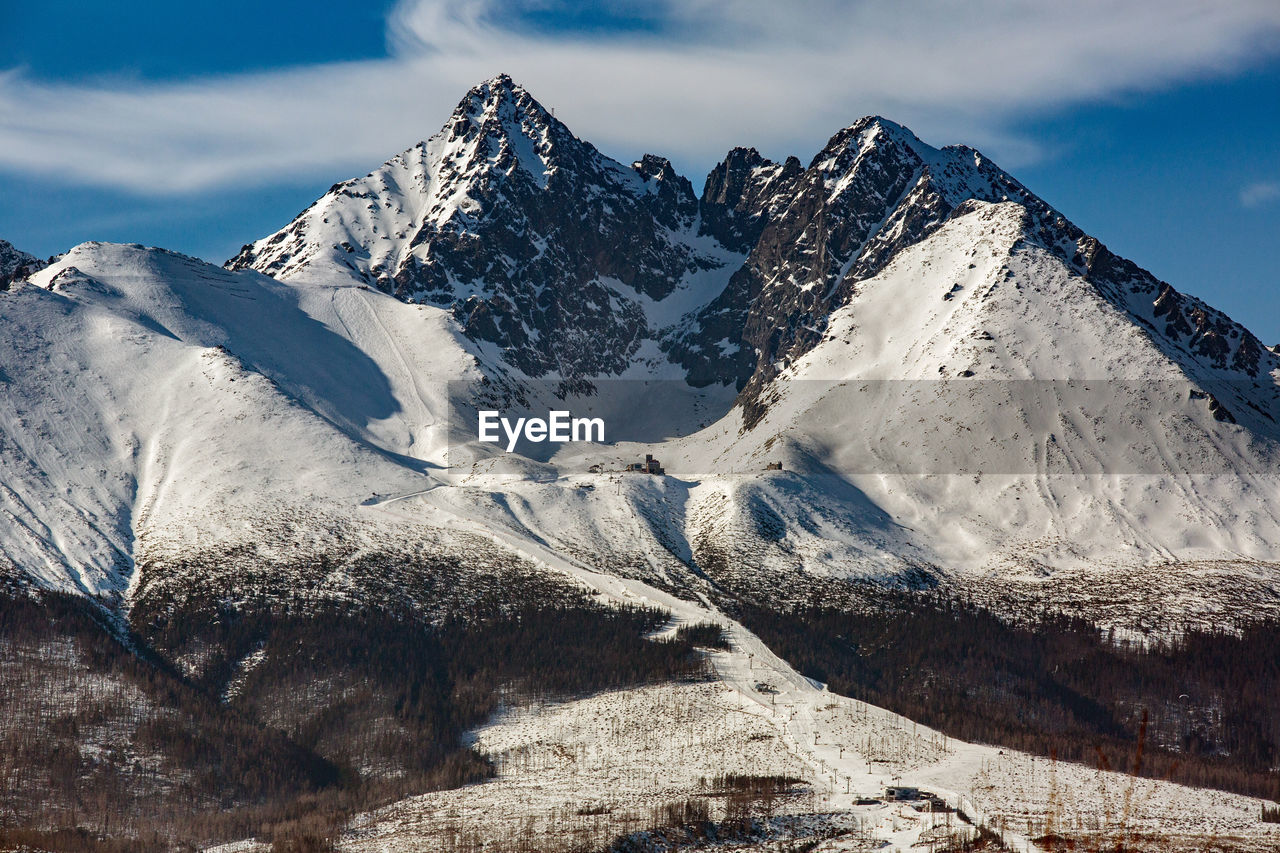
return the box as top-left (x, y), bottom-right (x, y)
top-left (0, 240), bottom-right (45, 290)
top-left (698, 147), bottom-right (803, 254)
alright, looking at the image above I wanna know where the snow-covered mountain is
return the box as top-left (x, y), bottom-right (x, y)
top-left (669, 116), bottom-right (1274, 408)
top-left (1, 76), bottom-right (1278, 632)
top-left (0, 243), bottom-right (455, 602)
top-left (233, 76), bottom-right (1274, 407)
top-left (9, 74), bottom-right (1280, 852)
top-left (220, 76), bottom-right (1280, 626)
top-left (228, 74), bottom-right (740, 382)
top-left (662, 199), bottom-right (1280, 627)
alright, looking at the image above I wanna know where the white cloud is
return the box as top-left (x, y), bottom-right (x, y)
top-left (2, 0), bottom-right (1279, 193)
top-left (1240, 181), bottom-right (1280, 208)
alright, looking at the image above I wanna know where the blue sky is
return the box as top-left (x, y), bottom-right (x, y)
top-left (2, 1), bottom-right (1278, 341)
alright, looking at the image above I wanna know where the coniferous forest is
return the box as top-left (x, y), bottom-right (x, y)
top-left (0, 587), bottom-right (713, 852)
top-left (5, 575), bottom-right (1280, 851)
top-left (731, 590), bottom-right (1280, 802)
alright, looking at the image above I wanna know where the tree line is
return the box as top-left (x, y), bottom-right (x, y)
top-left (728, 590), bottom-right (1280, 802)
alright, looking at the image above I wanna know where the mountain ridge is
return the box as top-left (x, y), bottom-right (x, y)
top-left (231, 75), bottom-right (1275, 413)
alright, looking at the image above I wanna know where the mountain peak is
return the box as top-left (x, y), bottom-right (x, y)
top-left (461, 72), bottom-right (518, 101)
top-left (231, 76), bottom-right (722, 379)
top-left (632, 154), bottom-right (677, 182)
top-left (437, 74), bottom-right (580, 181)
top-left (469, 71), bottom-right (519, 94)
top-left (860, 114), bottom-right (912, 134)
top-left (451, 73), bottom-right (550, 126)
top-left (812, 115), bottom-right (932, 170)
top-left (698, 148), bottom-right (805, 254)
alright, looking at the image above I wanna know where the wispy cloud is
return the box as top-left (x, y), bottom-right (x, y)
top-left (1240, 181), bottom-right (1280, 208)
top-left (2, 0), bottom-right (1279, 193)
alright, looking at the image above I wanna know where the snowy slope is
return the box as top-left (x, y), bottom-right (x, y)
top-left (249, 516), bottom-right (1277, 852)
top-left (656, 202), bottom-right (1280, 622)
top-left (0, 242), bottom-right (468, 600)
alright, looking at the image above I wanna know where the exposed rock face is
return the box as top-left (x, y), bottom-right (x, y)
top-left (229, 75), bottom-right (731, 380)
top-left (698, 147), bottom-right (804, 254)
top-left (669, 118), bottom-right (1273, 416)
top-left (0, 240), bottom-right (45, 290)
top-left (232, 78), bottom-right (1274, 413)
